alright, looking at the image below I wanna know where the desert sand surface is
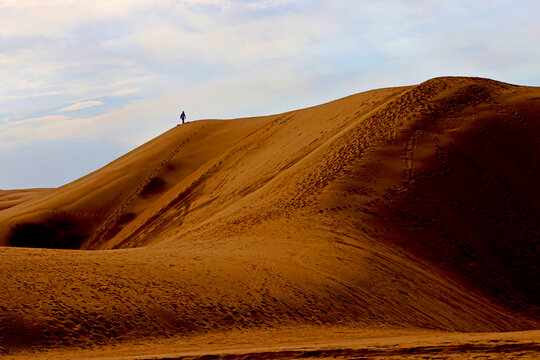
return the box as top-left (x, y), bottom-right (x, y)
top-left (0, 77), bottom-right (539, 358)
top-left (0, 189), bottom-right (53, 212)
top-left (5, 328), bottom-right (540, 360)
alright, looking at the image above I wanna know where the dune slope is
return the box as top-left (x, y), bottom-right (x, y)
top-left (0, 77), bottom-right (539, 353)
top-left (0, 189), bottom-right (52, 212)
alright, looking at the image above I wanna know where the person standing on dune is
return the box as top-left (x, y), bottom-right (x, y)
top-left (180, 111), bottom-right (186, 124)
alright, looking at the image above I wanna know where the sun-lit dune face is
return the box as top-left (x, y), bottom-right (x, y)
top-left (0, 189), bottom-right (52, 212)
top-left (0, 77), bottom-right (539, 353)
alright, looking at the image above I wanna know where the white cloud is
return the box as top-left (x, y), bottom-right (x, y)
top-left (59, 101), bottom-right (105, 112)
top-left (6, 115), bottom-right (68, 126)
top-left (110, 88), bottom-right (140, 96)
top-left (244, 0), bottom-right (301, 9)
top-left (0, 0), bottom-right (141, 37)
top-left (0, 115), bottom-right (72, 148)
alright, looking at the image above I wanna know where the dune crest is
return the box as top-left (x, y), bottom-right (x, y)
top-left (0, 77), bottom-right (539, 353)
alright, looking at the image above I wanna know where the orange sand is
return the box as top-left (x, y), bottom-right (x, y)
top-left (0, 77), bottom-right (538, 358)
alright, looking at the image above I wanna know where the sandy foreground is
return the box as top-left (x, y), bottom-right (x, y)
top-left (1, 77), bottom-right (539, 358)
top-left (5, 328), bottom-right (540, 359)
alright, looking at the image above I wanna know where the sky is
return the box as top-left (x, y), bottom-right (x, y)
top-left (1, 0), bottom-right (539, 189)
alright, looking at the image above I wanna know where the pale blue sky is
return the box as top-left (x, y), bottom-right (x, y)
top-left (1, 0), bottom-right (539, 189)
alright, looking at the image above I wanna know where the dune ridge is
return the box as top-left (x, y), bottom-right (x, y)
top-left (0, 77), bottom-right (539, 354)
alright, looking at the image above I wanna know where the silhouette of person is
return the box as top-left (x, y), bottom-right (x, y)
top-left (180, 111), bottom-right (186, 124)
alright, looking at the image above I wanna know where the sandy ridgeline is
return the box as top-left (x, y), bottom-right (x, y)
top-left (0, 77), bottom-right (539, 359)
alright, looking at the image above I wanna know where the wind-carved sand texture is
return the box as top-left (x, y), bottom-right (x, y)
top-left (0, 77), bottom-right (539, 359)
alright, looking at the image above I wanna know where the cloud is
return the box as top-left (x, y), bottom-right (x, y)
top-left (110, 88), bottom-right (140, 96)
top-left (0, 115), bottom-right (81, 147)
top-left (243, 0), bottom-right (301, 10)
top-left (59, 101), bottom-right (105, 112)
top-left (9, 114), bottom-right (68, 126)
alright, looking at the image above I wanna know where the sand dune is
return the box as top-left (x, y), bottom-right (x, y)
top-left (0, 77), bottom-right (539, 357)
top-left (7, 328), bottom-right (540, 360)
top-left (0, 189), bottom-right (52, 212)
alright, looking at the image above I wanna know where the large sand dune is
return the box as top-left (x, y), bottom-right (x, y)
top-left (0, 77), bottom-right (539, 357)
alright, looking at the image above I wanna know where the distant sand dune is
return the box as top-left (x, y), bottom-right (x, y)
top-left (0, 77), bottom-right (539, 356)
top-left (0, 189), bottom-right (52, 211)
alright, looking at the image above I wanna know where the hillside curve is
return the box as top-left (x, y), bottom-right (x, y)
top-left (0, 76), bottom-right (539, 352)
